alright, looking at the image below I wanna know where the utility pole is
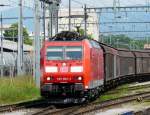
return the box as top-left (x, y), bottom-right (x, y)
top-left (0, 4), bottom-right (9, 77)
top-left (17, 0), bottom-right (23, 75)
top-left (69, 0), bottom-right (71, 31)
top-left (0, 13), bottom-right (3, 77)
top-left (45, 0), bottom-right (60, 37)
top-left (113, 0), bottom-right (120, 17)
top-left (55, 5), bottom-right (59, 34)
top-left (49, 3), bottom-right (53, 37)
top-left (146, 36), bottom-right (149, 45)
top-left (109, 35), bottom-right (112, 45)
top-left (117, 38), bottom-right (119, 48)
top-left (84, 4), bottom-right (87, 36)
top-left (42, 1), bottom-right (46, 40)
top-left (146, 0), bottom-right (150, 11)
top-left (34, 0), bottom-right (41, 87)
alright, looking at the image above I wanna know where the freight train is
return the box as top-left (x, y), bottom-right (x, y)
top-left (40, 31), bottom-right (150, 103)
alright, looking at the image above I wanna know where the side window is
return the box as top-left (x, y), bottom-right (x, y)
top-left (95, 42), bottom-right (100, 48)
top-left (89, 40), bottom-right (94, 48)
top-left (90, 40), bottom-right (100, 48)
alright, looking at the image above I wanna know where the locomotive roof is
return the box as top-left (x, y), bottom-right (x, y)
top-left (49, 31), bottom-right (87, 41)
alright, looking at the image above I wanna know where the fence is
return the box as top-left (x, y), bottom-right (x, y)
top-left (0, 52), bottom-right (33, 77)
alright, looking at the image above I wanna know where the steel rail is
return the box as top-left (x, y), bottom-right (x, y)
top-left (0, 99), bottom-right (48, 113)
top-left (71, 91), bottom-right (150, 115)
top-left (37, 106), bottom-right (81, 115)
top-left (31, 91), bottom-right (150, 115)
top-left (31, 105), bottom-right (58, 115)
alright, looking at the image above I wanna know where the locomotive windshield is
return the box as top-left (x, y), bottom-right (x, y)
top-left (47, 46), bottom-right (63, 60)
top-left (46, 46), bottom-right (82, 60)
top-left (66, 46), bottom-right (82, 60)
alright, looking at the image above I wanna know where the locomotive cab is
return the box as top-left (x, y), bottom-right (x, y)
top-left (40, 41), bottom-right (85, 98)
top-left (40, 31), bottom-right (104, 101)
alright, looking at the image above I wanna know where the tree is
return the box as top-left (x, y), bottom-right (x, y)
top-left (102, 34), bottom-right (147, 50)
top-left (75, 27), bottom-right (94, 39)
top-left (3, 23), bottom-right (32, 45)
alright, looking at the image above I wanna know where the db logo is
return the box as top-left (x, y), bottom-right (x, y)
top-left (60, 67), bottom-right (68, 72)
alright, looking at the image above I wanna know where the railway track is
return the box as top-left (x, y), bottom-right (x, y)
top-left (0, 99), bottom-right (48, 113)
top-left (31, 105), bottom-right (58, 115)
top-left (30, 91), bottom-right (150, 115)
top-left (69, 91), bottom-right (150, 115)
top-left (0, 98), bottom-right (82, 115)
top-left (106, 83), bottom-right (150, 95)
top-left (31, 105), bottom-right (81, 115)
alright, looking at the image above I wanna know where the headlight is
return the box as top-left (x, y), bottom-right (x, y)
top-left (85, 86), bottom-right (89, 89)
top-left (47, 77), bottom-right (51, 81)
top-left (47, 76), bottom-right (53, 81)
top-left (70, 66), bottom-right (83, 72)
top-left (77, 76), bottom-right (82, 81)
top-left (45, 66), bottom-right (58, 73)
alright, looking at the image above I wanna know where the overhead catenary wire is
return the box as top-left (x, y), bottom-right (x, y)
top-left (2, 0), bottom-right (150, 11)
top-left (71, 0), bottom-right (94, 7)
top-left (8, 0), bottom-right (34, 10)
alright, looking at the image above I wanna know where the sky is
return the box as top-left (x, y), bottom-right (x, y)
top-left (1, 0), bottom-right (150, 39)
top-left (0, 0), bottom-right (149, 12)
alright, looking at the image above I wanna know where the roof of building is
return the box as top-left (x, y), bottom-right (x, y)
top-left (0, 40), bottom-right (33, 52)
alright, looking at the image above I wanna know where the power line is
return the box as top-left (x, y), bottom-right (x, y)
top-left (8, 0), bottom-right (34, 10)
top-left (58, 21), bottom-right (150, 26)
top-left (101, 30), bottom-right (150, 33)
top-left (0, 15), bottom-right (87, 20)
top-left (71, 0), bottom-right (95, 7)
top-left (87, 5), bottom-right (150, 11)
top-left (100, 21), bottom-right (150, 24)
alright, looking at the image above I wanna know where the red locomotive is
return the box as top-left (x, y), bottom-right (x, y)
top-left (40, 31), bottom-right (150, 103)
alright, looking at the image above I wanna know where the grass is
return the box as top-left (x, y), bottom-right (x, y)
top-left (99, 84), bottom-right (129, 102)
top-left (0, 76), bottom-right (40, 105)
top-left (97, 84), bottom-right (138, 102)
top-left (97, 83), bottom-right (150, 102)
